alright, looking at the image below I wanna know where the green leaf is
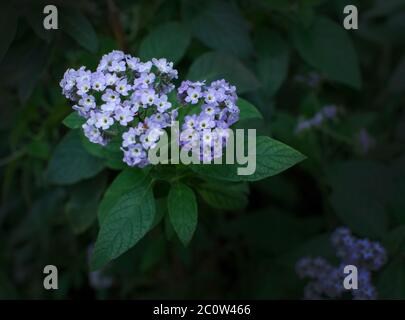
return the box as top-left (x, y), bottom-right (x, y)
top-left (91, 169), bottom-right (155, 270)
top-left (47, 131), bottom-right (105, 185)
top-left (330, 193), bottom-right (387, 238)
top-left (191, 1), bottom-right (253, 58)
top-left (139, 21), bottom-right (190, 64)
top-left (81, 133), bottom-right (105, 158)
top-left (98, 168), bottom-right (151, 224)
top-left (238, 98), bottom-right (263, 122)
top-left (80, 132), bottom-right (126, 171)
top-left (377, 258), bottom-right (405, 299)
top-left (291, 16), bottom-right (361, 89)
top-left (388, 55), bottom-right (405, 93)
top-left (263, 0), bottom-right (292, 10)
top-left (18, 42), bottom-right (49, 102)
top-left (191, 136), bottom-right (306, 182)
top-left (326, 161), bottom-right (393, 238)
top-left (61, 9), bottom-right (99, 53)
top-left (63, 112), bottom-right (86, 129)
top-left (102, 135), bottom-right (127, 170)
top-left (140, 234), bottom-right (166, 273)
top-left (256, 31), bottom-right (290, 97)
top-left (152, 197), bottom-right (168, 229)
top-left (0, 4), bottom-right (18, 63)
top-left (388, 177), bottom-right (405, 224)
top-left (66, 175), bottom-right (107, 234)
top-left (168, 183), bottom-right (198, 246)
top-left (197, 181), bottom-right (249, 210)
top-left (278, 233), bottom-right (336, 267)
top-left (382, 226), bottom-right (405, 256)
top-left (25, 4), bottom-right (53, 43)
top-left (187, 52), bottom-right (261, 94)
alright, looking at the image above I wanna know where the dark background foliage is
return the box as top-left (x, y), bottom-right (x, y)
top-left (0, 0), bottom-right (404, 299)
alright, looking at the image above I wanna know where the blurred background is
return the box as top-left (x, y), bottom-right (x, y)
top-left (0, 0), bottom-right (404, 299)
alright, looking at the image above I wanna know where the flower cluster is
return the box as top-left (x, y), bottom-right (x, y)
top-left (60, 50), bottom-right (177, 156)
top-left (296, 227), bottom-right (387, 300)
top-left (331, 227), bottom-right (386, 271)
top-left (60, 51), bottom-right (240, 167)
top-left (296, 257), bottom-right (345, 299)
top-left (177, 79), bottom-right (239, 162)
top-left (295, 105), bottom-right (338, 133)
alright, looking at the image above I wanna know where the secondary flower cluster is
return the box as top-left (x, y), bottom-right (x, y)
top-left (295, 105), bottom-right (338, 133)
top-left (296, 227), bottom-right (387, 300)
top-left (177, 79), bottom-right (239, 162)
top-left (59, 50), bottom-right (240, 167)
top-left (331, 227), bottom-right (386, 271)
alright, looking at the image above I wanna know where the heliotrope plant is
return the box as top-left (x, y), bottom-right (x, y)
top-left (296, 227), bottom-right (387, 300)
top-left (55, 50), bottom-right (306, 270)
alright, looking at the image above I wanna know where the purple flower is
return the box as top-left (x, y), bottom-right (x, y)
top-left (176, 79), bottom-right (240, 161)
top-left (140, 89), bottom-right (156, 106)
top-left (204, 88), bottom-right (218, 104)
top-left (147, 113), bottom-right (170, 129)
top-left (115, 79), bottom-right (131, 96)
top-left (122, 144), bottom-right (147, 167)
top-left (82, 123), bottom-right (106, 146)
top-left (114, 106), bottom-right (134, 126)
top-left (79, 95), bottom-right (96, 110)
top-left (156, 95), bottom-right (172, 113)
top-left (105, 73), bottom-right (118, 86)
top-left (185, 87), bottom-right (202, 104)
top-left (91, 72), bottom-right (107, 91)
top-left (197, 114), bottom-right (216, 130)
top-left (126, 56), bottom-right (140, 70)
top-left (322, 105), bottom-right (338, 119)
top-left (73, 104), bottom-right (88, 118)
top-left (140, 128), bottom-right (163, 149)
top-left (76, 80), bottom-right (91, 96)
top-left (101, 89), bottom-right (120, 105)
top-left (295, 105), bottom-right (339, 134)
top-left (296, 227), bottom-right (387, 300)
top-left (202, 104), bottom-right (219, 117)
top-left (60, 50), bottom-right (241, 168)
top-left (95, 112), bottom-right (114, 130)
top-left (122, 128), bottom-right (138, 148)
top-left (152, 58), bottom-right (174, 74)
top-left (331, 227), bottom-right (387, 270)
top-left (136, 61), bottom-right (152, 73)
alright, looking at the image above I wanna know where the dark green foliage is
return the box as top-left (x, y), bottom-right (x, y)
top-left (46, 131), bottom-right (105, 185)
top-left (187, 52), bottom-right (261, 93)
top-left (191, 136), bottom-right (306, 182)
top-left (139, 21), bottom-right (191, 64)
top-left (91, 169), bottom-right (155, 270)
top-left (0, 0), bottom-right (404, 300)
top-left (168, 183), bottom-right (198, 246)
top-left (292, 16), bottom-right (362, 89)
